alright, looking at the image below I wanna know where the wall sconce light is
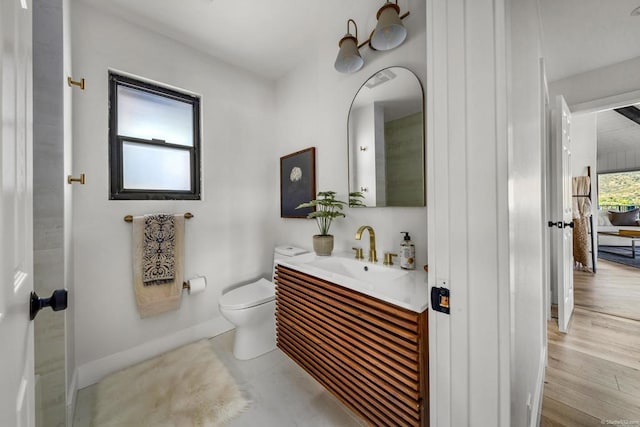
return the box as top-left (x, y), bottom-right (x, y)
top-left (334, 1), bottom-right (410, 74)
top-left (371, 1), bottom-right (407, 51)
top-left (334, 19), bottom-right (365, 73)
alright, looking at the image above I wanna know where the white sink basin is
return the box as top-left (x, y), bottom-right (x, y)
top-left (306, 256), bottom-right (408, 285)
top-left (276, 252), bottom-right (428, 312)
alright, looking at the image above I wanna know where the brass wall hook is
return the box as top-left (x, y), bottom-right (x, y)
top-left (67, 77), bottom-right (85, 90)
top-left (67, 173), bottom-right (85, 185)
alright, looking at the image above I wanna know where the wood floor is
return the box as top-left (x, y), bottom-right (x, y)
top-left (540, 259), bottom-right (640, 426)
top-left (574, 259), bottom-right (640, 322)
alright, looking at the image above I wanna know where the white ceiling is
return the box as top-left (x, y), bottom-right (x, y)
top-left (539, 0), bottom-right (640, 82)
top-left (539, 1), bottom-right (640, 156)
top-left (597, 106), bottom-right (640, 156)
top-left (78, 0), bottom-right (640, 158)
top-left (78, 0), bottom-right (640, 84)
top-left (77, 0), bottom-right (390, 81)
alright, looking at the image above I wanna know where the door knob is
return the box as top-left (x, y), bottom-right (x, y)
top-left (564, 221), bottom-right (575, 229)
top-left (30, 289), bottom-right (68, 320)
top-left (548, 221), bottom-right (564, 229)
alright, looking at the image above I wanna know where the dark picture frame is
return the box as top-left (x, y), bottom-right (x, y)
top-left (280, 147), bottom-right (316, 218)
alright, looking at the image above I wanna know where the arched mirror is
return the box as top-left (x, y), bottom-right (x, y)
top-left (348, 67), bottom-right (424, 207)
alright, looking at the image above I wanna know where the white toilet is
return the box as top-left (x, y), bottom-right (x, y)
top-left (219, 245), bottom-right (307, 360)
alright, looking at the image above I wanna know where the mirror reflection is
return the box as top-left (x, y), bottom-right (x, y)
top-left (348, 67), bottom-right (424, 207)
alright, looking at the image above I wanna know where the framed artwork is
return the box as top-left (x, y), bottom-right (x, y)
top-left (280, 147), bottom-right (316, 218)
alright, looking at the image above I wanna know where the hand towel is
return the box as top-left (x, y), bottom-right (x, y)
top-left (142, 214), bottom-right (176, 286)
top-left (572, 176), bottom-right (592, 218)
top-left (133, 214), bottom-right (185, 317)
top-left (572, 176), bottom-right (592, 271)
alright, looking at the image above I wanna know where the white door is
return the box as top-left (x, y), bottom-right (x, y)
top-left (551, 95), bottom-right (574, 333)
top-left (0, 1), bottom-right (35, 426)
top-left (540, 59), bottom-right (551, 325)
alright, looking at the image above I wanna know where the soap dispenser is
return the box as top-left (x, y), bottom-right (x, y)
top-left (400, 232), bottom-right (416, 270)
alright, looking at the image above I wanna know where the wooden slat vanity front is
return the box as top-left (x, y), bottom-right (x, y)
top-left (275, 264), bottom-right (429, 427)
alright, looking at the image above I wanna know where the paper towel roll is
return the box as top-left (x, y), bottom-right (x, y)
top-left (187, 276), bottom-right (206, 295)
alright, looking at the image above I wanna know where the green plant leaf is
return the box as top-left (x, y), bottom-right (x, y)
top-left (349, 191), bottom-right (366, 207)
top-left (294, 190), bottom-right (350, 235)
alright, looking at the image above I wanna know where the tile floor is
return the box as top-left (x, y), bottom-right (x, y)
top-left (73, 331), bottom-right (365, 426)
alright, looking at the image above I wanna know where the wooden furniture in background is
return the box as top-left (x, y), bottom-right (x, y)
top-left (275, 265), bottom-right (429, 427)
top-left (597, 231), bottom-right (640, 259)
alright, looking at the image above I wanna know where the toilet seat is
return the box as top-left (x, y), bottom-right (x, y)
top-left (219, 278), bottom-right (275, 310)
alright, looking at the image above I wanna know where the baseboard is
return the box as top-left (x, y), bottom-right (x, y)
top-left (530, 346), bottom-right (547, 427)
top-left (77, 317), bottom-right (234, 389)
top-left (66, 369), bottom-right (78, 425)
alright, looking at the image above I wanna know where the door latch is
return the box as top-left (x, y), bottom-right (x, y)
top-left (30, 289), bottom-right (68, 320)
top-left (547, 221), bottom-right (574, 229)
top-left (431, 287), bottom-right (450, 314)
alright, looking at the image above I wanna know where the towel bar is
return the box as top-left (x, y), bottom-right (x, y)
top-left (123, 212), bottom-right (194, 222)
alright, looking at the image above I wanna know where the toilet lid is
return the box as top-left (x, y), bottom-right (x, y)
top-left (274, 245), bottom-right (308, 257)
top-left (219, 278), bottom-right (275, 310)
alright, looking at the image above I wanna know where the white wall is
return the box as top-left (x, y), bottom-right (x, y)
top-left (273, 0), bottom-right (427, 267)
top-left (551, 59), bottom-right (640, 267)
top-left (572, 113), bottom-right (597, 178)
top-left (426, 0), bottom-right (512, 425)
top-left (570, 113), bottom-right (598, 266)
top-left (71, 2), bottom-right (277, 386)
top-left (509, 0), bottom-right (547, 422)
top-left (549, 57), bottom-right (640, 174)
top-left (598, 146), bottom-right (640, 173)
top-left (349, 104), bottom-right (378, 206)
top-left (549, 56), bottom-right (640, 112)
top-left (374, 104), bottom-right (387, 206)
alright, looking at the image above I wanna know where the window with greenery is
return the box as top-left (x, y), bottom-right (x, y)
top-left (598, 170), bottom-right (640, 211)
top-left (109, 72), bottom-right (201, 200)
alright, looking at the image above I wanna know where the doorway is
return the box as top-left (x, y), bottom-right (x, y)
top-left (32, 1), bottom-right (74, 425)
top-left (542, 99), bottom-right (640, 424)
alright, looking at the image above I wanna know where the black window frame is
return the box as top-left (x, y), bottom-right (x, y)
top-left (108, 72), bottom-right (201, 200)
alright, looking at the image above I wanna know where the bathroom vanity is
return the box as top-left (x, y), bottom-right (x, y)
top-left (274, 253), bottom-right (429, 427)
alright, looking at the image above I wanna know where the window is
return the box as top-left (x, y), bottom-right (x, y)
top-left (109, 72), bottom-right (201, 200)
top-left (598, 169), bottom-right (640, 211)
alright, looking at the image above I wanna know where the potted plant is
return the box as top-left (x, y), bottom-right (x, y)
top-left (296, 191), bottom-right (364, 256)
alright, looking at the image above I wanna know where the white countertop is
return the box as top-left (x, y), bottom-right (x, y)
top-left (276, 252), bottom-right (429, 313)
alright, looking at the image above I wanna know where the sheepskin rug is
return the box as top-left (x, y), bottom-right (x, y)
top-left (93, 339), bottom-right (248, 426)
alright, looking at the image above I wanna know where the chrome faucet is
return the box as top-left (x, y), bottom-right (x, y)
top-left (355, 225), bottom-right (377, 263)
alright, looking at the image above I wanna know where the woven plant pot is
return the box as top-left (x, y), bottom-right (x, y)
top-left (313, 235), bottom-right (334, 256)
